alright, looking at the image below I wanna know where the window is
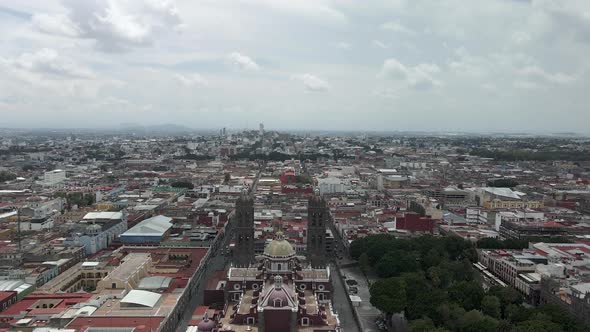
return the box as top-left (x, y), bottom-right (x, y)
top-left (299, 284), bottom-right (306, 290)
top-left (233, 293), bottom-right (241, 301)
top-left (234, 283), bottom-right (241, 290)
top-left (247, 317), bottom-right (255, 325)
top-left (252, 283), bottom-right (259, 290)
top-left (112, 283), bottom-right (117, 289)
top-left (301, 317), bottom-right (310, 326)
top-left (277, 263), bottom-right (282, 271)
top-left (318, 284), bottom-right (325, 291)
top-left (274, 298), bottom-right (283, 307)
top-left (318, 293), bottom-right (325, 301)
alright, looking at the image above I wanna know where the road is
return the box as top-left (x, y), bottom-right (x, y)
top-left (340, 266), bottom-right (382, 332)
top-left (330, 263), bottom-right (361, 332)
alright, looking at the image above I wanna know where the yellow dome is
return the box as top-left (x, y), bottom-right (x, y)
top-left (264, 233), bottom-right (295, 257)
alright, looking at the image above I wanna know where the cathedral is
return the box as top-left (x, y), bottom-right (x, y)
top-left (197, 193), bottom-right (341, 332)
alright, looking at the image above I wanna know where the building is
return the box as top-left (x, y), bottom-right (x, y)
top-left (307, 195), bottom-right (328, 268)
top-left (42, 170), bottom-right (66, 187)
top-left (475, 187), bottom-right (543, 209)
top-left (63, 211), bottom-right (128, 255)
top-left (317, 178), bottom-right (346, 195)
top-left (201, 231), bottom-right (340, 332)
top-left (0, 291), bottom-right (17, 312)
top-left (395, 213), bottom-right (435, 234)
top-left (119, 215), bottom-right (173, 244)
top-left (234, 193), bottom-right (255, 267)
top-left (426, 187), bottom-right (473, 208)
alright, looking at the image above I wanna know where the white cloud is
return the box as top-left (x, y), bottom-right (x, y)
top-left (519, 65), bottom-right (575, 85)
top-left (378, 58), bottom-right (441, 89)
top-left (381, 21), bottom-right (415, 34)
top-left (335, 41), bottom-right (352, 49)
top-left (227, 52), bottom-right (260, 71)
top-left (5, 48), bottom-right (95, 79)
top-left (32, 13), bottom-right (81, 37)
top-left (174, 73), bottom-right (209, 87)
top-left (511, 31), bottom-right (532, 44)
top-left (291, 73), bottom-right (330, 91)
top-left (372, 40), bottom-right (389, 49)
top-left (32, 0), bottom-right (182, 51)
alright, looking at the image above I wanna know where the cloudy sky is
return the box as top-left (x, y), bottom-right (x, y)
top-left (1, 0), bottom-right (589, 133)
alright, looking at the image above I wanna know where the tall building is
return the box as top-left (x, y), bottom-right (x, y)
top-left (234, 193), bottom-right (255, 267)
top-left (259, 122), bottom-right (265, 136)
top-left (307, 194), bottom-right (328, 268)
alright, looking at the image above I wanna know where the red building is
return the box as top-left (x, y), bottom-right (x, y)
top-left (0, 292), bottom-right (16, 313)
top-left (396, 212), bottom-right (435, 233)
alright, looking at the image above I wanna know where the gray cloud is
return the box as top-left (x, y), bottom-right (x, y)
top-left (0, 0), bottom-right (589, 132)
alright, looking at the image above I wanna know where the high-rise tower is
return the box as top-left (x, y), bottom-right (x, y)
top-left (307, 193), bottom-right (328, 268)
top-left (234, 192), bottom-right (254, 267)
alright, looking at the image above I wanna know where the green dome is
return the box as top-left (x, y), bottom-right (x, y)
top-left (264, 232), bottom-right (295, 257)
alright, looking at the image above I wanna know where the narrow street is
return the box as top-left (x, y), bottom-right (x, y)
top-left (175, 166), bottom-right (263, 331)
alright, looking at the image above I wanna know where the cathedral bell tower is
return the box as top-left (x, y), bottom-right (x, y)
top-left (307, 192), bottom-right (328, 268)
top-left (234, 192), bottom-right (254, 267)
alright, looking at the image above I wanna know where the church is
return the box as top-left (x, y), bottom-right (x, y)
top-left (196, 193), bottom-right (342, 332)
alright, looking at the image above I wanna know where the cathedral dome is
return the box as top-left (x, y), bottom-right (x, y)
top-left (264, 231), bottom-right (295, 257)
top-left (197, 313), bottom-right (216, 332)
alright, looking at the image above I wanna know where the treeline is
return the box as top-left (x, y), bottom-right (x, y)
top-left (0, 171), bottom-right (17, 182)
top-left (476, 237), bottom-right (572, 250)
top-left (470, 148), bottom-right (590, 161)
top-left (55, 192), bottom-right (95, 209)
top-left (350, 235), bottom-right (588, 332)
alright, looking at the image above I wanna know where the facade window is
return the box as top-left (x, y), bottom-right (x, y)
top-left (301, 317), bottom-right (310, 326)
top-left (247, 317), bottom-right (255, 325)
top-left (274, 298), bottom-right (283, 307)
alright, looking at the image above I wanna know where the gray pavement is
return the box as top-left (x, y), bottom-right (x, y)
top-left (340, 266), bottom-right (382, 332)
top-left (330, 263), bottom-right (361, 332)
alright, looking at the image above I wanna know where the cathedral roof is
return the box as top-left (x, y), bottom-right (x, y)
top-left (263, 231), bottom-right (295, 257)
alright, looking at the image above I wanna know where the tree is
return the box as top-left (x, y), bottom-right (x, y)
top-left (0, 171), bottom-right (16, 182)
top-left (376, 251), bottom-right (419, 278)
top-left (488, 286), bottom-right (523, 313)
top-left (170, 181), bottom-right (194, 189)
top-left (409, 318), bottom-right (433, 331)
top-left (449, 281), bottom-right (484, 311)
top-left (459, 310), bottom-right (499, 332)
top-left (370, 277), bottom-right (407, 315)
top-left (359, 253), bottom-right (370, 276)
top-left (512, 319), bottom-right (562, 332)
top-left (481, 295), bottom-right (501, 319)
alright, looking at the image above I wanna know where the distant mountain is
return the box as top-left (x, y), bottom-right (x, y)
top-left (117, 123), bottom-right (194, 135)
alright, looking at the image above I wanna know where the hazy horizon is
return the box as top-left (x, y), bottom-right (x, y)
top-left (1, 1), bottom-right (590, 133)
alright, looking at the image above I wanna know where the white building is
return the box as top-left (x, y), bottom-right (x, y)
top-left (43, 169), bottom-right (66, 186)
top-left (317, 177), bottom-right (346, 195)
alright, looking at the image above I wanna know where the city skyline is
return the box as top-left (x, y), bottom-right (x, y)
top-left (1, 0), bottom-right (590, 133)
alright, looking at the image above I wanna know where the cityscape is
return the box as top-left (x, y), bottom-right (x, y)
top-left (0, 129), bottom-right (589, 332)
top-left (2, 1), bottom-right (590, 332)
